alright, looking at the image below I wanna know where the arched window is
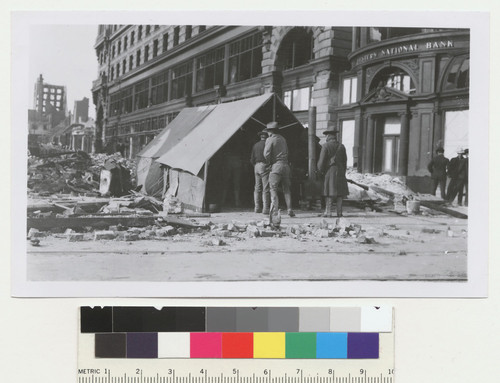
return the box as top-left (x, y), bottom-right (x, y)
top-left (277, 28), bottom-right (313, 71)
top-left (370, 67), bottom-right (416, 94)
top-left (443, 55), bottom-right (469, 91)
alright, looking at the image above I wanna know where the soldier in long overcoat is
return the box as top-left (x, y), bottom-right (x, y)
top-left (317, 127), bottom-right (349, 217)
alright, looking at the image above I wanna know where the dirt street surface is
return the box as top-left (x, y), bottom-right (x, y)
top-left (27, 208), bottom-right (467, 282)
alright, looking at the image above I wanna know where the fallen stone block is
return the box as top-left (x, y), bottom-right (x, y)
top-left (127, 227), bottom-right (143, 234)
top-left (260, 230), bottom-right (279, 238)
top-left (247, 225), bottom-right (261, 237)
top-left (139, 230), bottom-right (156, 239)
top-left (211, 238), bottom-right (226, 246)
top-left (335, 217), bottom-right (350, 230)
top-left (356, 236), bottom-right (376, 244)
top-left (94, 230), bottom-right (117, 240)
top-left (28, 228), bottom-right (45, 238)
top-left (117, 232), bottom-right (139, 241)
top-left (68, 233), bottom-right (85, 242)
top-left (156, 225), bottom-right (176, 237)
top-left (314, 229), bottom-right (330, 238)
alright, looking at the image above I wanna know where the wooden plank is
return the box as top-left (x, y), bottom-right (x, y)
top-left (420, 201), bottom-right (468, 219)
top-left (27, 214), bottom-right (205, 231)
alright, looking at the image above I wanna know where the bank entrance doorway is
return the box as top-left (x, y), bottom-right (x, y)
top-left (373, 115), bottom-right (401, 174)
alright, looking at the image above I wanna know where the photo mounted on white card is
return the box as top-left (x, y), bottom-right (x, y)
top-left (11, 11), bottom-right (488, 297)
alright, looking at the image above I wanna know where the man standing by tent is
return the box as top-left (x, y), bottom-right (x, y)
top-left (427, 147), bottom-right (449, 199)
top-left (447, 147), bottom-right (468, 206)
top-left (264, 121), bottom-right (295, 217)
top-left (250, 131), bottom-right (270, 214)
top-left (317, 127), bottom-right (349, 217)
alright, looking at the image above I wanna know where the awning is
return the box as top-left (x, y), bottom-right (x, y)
top-left (136, 105), bottom-right (216, 160)
top-left (156, 93), bottom-right (274, 175)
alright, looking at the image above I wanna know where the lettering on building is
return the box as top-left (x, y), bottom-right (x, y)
top-left (355, 40), bottom-right (455, 65)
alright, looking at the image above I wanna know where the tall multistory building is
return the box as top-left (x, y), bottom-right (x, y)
top-left (72, 97), bottom-right (89, 124)
top-left (91, 25), bottom-right (352, 156)
top-left (91, 25), bottom-right (469, 192)
top-left (28, 74), bottom-right (68, 147)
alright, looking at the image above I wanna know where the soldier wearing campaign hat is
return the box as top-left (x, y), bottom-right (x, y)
top-left (446, 147), bottom-right (468, 205)
top-left (263, 121), bottom-right (295, 217)
top-left (317, 126), bottom-right (349, 217)
top-left (250, 130), bottom-right (271, 214)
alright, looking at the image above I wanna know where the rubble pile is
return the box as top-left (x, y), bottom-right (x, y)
top-left (27, 152), bottom-right (136, 196)
top-left (347, 169), bottom-right (413, 197)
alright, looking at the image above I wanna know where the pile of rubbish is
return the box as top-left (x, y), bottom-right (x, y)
top-left (27, 151), bottom-right (136, 197)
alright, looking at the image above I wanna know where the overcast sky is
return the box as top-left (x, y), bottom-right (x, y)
top-left (29, 24), bottom-right (98, 119)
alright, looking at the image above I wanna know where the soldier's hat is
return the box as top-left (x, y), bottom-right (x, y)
top-left (323, 127), bottom-right (340, 135)
top-left (257, 130), bottom-right (269, 138)
top-left (264, 121), bottom-right (280, 132)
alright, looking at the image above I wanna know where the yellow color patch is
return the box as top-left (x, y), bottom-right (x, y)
top-left (253, 332), bottom-right (286, 359)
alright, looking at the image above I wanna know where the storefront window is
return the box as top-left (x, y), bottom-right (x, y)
top-left (151, 70), bottom-right (168, 105)
top-left (228, 32), bottom-right (263, 84)
top-left (277, 28), bottom-right (313, 70)
top-left (283, 87), bottom-right (311, 111)
top-left (342, 77), bottom-right (358, 104)
top-left (444, 110), bottom-right (468, 157)
top-left (109, 92), bottom-right (120, 117)
top-left (444, 56), bottom-right (469, 90)
top-left (134, 78), bottom-right (150, 110)
top-left (171, 61), bottom-right (193, 99)
top-left (196, 47), bottom-right (225, 92)
top-left (121, 87), bottom-right (133, 114)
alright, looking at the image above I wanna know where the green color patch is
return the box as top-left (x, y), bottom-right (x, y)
top-left (285, 332), bottom-right (316, 358)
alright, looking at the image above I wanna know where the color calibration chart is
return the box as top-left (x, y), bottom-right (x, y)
top-left (78, 306), bottom-right (394, 383)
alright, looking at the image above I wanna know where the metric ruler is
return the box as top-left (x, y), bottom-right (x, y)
top-left (78, 307), bottom-right (394, 383)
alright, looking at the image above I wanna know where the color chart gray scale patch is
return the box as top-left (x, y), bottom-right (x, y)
top-left (81, 306), bottom-right (391, 334)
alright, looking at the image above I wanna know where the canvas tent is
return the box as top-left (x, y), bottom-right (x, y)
top-left (152, 93), bottom-right (304, 212)
top-left (136, 106), bottom-right (215, 197)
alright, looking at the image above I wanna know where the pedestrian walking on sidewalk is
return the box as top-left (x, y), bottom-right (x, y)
top-left (446, 147), bottom-right (467, 206)
top-left (263, 121), bottom-right (295, 217)
top-left (427, 147), bottom-right (449, 199)
top-left (317, 126), bottom-right (349, 217)
top-left (250, 131), bottom-right (271, 214)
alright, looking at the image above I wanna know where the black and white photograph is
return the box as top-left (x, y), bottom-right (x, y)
top-left (11, 11), bottom-right (489, 297)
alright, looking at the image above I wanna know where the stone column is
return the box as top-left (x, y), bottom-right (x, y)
top-left (353, 113), bottom-right (361, 170)
top-left (398, 111), bottom-right (410, 176)
top-left (364, 114), bottom-right (374, 173)
top-left (433, 108), bottom-right (443, 149)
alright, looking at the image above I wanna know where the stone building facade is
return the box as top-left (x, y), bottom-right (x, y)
top-left (336, 28), bottom-right (469, 192)
top-left (91, 25), bottom-right (351, 158)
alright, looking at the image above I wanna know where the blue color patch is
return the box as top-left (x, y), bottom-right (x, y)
top-left (316, 332), bottom-right (347, 358)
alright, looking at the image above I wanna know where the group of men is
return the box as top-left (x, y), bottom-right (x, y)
top-left (427, 147), bottom-right (469, 206)
top-left (251, 121), bottom-right (349, 218)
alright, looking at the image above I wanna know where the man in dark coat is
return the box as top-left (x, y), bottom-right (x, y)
top-left (263, 121), bottom-right (295, 217)
top-left (250, 131), bottom-right (270, 214)
top-left (317, 127), bottom-right (349, 217)
top-left (447, 148), bottom-right (467, 206)
top-left (427, 147), bottom-right (449, 199)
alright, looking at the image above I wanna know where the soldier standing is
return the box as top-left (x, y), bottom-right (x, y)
top-left (317, 127), bottom-right (349, 217)
top-left (250, 131), bottom-right (270, 214)
top-left (263, 122), bottom-right (295, 217)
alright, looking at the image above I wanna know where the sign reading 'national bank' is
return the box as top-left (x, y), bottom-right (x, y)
top-left (354, 40), bottom-right (459, 66)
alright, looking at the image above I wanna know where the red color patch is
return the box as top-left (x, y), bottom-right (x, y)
top-left (222, 332), bottom-right (254, 358)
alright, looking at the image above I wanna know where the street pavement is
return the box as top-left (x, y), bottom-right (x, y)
top-left (27, 205), bottom-right (467, 282)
